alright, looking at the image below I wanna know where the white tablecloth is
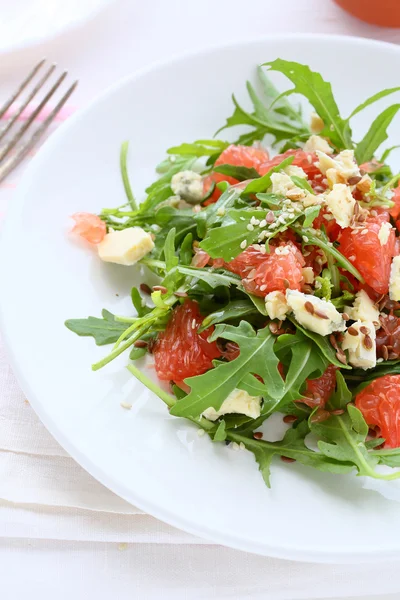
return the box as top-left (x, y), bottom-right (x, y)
top-left (2, 1), bottom-right (400, 598)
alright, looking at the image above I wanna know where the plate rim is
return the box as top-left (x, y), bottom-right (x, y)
top-left (2, 32), bottom-right (400, 563)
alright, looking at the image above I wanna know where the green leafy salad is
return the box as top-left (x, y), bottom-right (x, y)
top-left (67, 59), bottom-right (400, 487)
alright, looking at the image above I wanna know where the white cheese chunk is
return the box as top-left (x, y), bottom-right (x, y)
top-left (303, 135), bottom-right (333, 154)
top-left (346, 289), bottom-right (379, 324)
top-left (378, 221), bottom-right (392, 246)
top-left (97, 227), bottom-right (154, 266)
top-left (283, 165), bottom-right (307, 178)
top-left (310, 112), bottom-right (324, 134)
top-left (270, 172), bottom-right (298, 196)
top-left (389, 255), bottom-right (400, 301)
top-left (202, 389), bottom-right (261, 422)
top-left (324, 183), bottom-right (355, 228)
top-left (342, 320), bottom-right (376, 370)
top-left (302, 267), bottom-right (315, 284)
top-left (265, 291), bottom-right (289, 320)
top-left (285, 290), bottom-right (346, 336)
top-left (316, 149), bottom-right (360, 180)
top-left (171, 170), bottom-right (204, 203)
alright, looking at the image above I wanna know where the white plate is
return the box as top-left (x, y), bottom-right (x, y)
top-left (0, 0), bottom-right (114, 54)
top-left (2, 34), bottom-right (400, 563)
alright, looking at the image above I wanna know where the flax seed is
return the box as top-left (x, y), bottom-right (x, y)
top-left (140, 283), bottom-right (152, 295)
top-left (348, 175), bottom-right (362, 186)
top-left (331, 409), bottom-right (345, 416)
top-left (253, 432), bottom-right (263, 440)
top-left (283, 415), bottom-right (297, 424)
top-left (342, 312), bottom-right (350, 321)
top-left (281, 456), bottom-right (296, 463)
top-left (304, 301), bottom-right (315, 314)
top-left (347, 326), bottom-right (359, 336)
top-left (314, 310), bottom-right (329, 319)
top-left (382, 345), bottom-right (389, 360)
top-left (330, 334), bottom-right (339, 350)
top-left (134, 340), bottom-right (148, 348)
top-left (336, 350), bottom-right (347, 364)
top-left (153, 285), bottom-right (168, 294)
top-left (363, 334), bottom-right (373, 350)
top-left (360, 326), bottom-right (370, 335)
top-left (283, 279), bottom-right (290, 289)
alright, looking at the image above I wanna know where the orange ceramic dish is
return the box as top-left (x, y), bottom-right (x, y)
top-left (335, 0), bottom-right (400, 27)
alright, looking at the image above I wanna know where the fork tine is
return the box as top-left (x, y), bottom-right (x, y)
top-left (0, 58), bottom-right (45, 120)
top-left (0, 63), bottom-right (57, 144)
top-left (0, 70), bottom-right (68, 163)
top-left (0, 80), bottom-right (78, 184)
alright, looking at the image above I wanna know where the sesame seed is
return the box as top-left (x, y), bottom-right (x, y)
top-left (377, 357), bottom-right (384, 363)
top-left (240, 240), bottom-right (247, 249)
top-left (217, 207), bottom-right (225, 216)
top-left (239, 442), bottom-right (246, 450)
top-left (259, 284), bottom-right (267, 291)
top-left (240, 217), bottom-right (246, 221)
top-left (248, 268), bottom-right (257, 280)
top-left (231, 442), bottom-right (240, 451)
top-left (191, 318), bottom-right (197, 329)
top-left (361, 229), bottom-right (368, 235)
top-left (197, 429), bottom-right (206, 437)
top-left (253, 431), bottom-right (263, 440)
top-left (247, 224), bottom-right (254, 231)
top-left (303, 236), bottom-right (309, 243)
top-left (259, 219), bottom-right (267, 228)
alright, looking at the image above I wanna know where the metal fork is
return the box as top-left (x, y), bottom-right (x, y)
top-left (0, 59), bottom-right (78, 183)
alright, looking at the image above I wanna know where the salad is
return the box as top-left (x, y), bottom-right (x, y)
top-left (67, 59), bottom-right (400, 487)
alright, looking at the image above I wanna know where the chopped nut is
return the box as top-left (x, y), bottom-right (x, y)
top-left (286, 188), bottom-right (306, 201)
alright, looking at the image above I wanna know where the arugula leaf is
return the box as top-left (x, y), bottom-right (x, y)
top-left (199, 299), bottom-right (258, 331)
top-left (131, 287), bottom-right (150, 318)
top-left (176, 265), bottom-right (241, 288)
top-left (229, 421), bottom-right (352, 487)
top-left (170, 322), bottom-right (283, 418)
top-left (349, 87), bottom-right (400, 119)
top-left (163, 228), bottom-right (179, 271)
top-left (263, 59), bottom-right (351, 150)
top-left (310, 405), bottom-right (391, 479)
top-left (179, 233), bottom-right (193, 266)
top-left (289, 317), bottom-right (351, 369)
top-left (167, 139), bottom-right (229, 157)
top-left (213, 420), bottom-right (227, 442)
top-left (380, 145), bottom-right (400, 162)
top-left (331, 289), bottom-right (354, 309)
top-left (242, 156), bottom-right (294, 194)
top-left (214, 164), bottom-right (260, 181)
top-left (302, 205), bottom-right (320, 228)
top-left (291, 175), bottom-right (315, 195)
top-left (355, 104), bottom-right (400, 164)
top-left (120, 141), bottom-right (137, 210)
top-left (129, 346), bottom-right (147, 360)
top-left (199, 214), bottom-right (263, 261)
top-left (65, 309), bottom-right (131, 346)
top-left (328, 371), bottom-right (352, 410)
top-left (293, 226), bottom-right (364, 283)
top-left (314, 274), bottom-right (333, 301)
